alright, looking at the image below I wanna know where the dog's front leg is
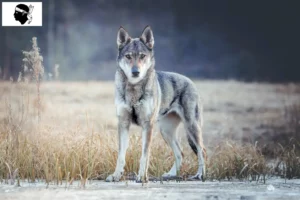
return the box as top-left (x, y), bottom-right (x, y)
top-left (106, 103), bottom-right (131, 182)
top-left (137, 121), bottom-right (153, 183)
top-left (136, 95), bottom-right (157, 183)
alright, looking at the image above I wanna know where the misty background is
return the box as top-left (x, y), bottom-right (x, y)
top-left (0, 0), bottom-right (299, 82)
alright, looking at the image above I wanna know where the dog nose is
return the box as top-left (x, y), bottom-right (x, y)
top-left (132, 66), bottom-right (140, 77)
top-left (132, 71), bottom-right (140, 77)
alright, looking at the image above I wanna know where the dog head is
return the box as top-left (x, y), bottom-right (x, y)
top-left (117, 26), bottom-right (155, 84)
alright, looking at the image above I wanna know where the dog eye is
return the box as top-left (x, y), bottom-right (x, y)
top-left (140, 54), bottom-right (146, 59)
top-left (125, 55), bottom-right (131, 59)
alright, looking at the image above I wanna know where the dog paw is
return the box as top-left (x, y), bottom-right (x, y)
top-left (105, 173), bottom-right (122, 182)
top-left (188, 173), bottom-right (205, 182)
top-left (105, 174), bottom-right (114, 182)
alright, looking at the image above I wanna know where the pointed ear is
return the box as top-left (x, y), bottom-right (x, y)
top-left (117, 26), bottom-right (131, 49)
top-left (140, 26), bottom-right (154, 49)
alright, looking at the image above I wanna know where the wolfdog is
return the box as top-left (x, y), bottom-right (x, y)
top-left (106, 26), bottom-right (206, 182)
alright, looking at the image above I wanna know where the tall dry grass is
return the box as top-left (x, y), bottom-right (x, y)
top-left (0, 90), bottom-right (198, 185)
top-left (274, 103), bottom-right (300, 179)
top-left (1, 83), bottom-right (299, 185)
top-left (22, 37), bottom-right (44, 123)
top-left (208, 141), bottom-right (268, 182)
top-left (1, 80), bottom-right (298, 185)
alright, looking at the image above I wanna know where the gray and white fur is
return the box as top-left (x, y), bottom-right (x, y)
top-left (106, 26), bottom-right (206, 182)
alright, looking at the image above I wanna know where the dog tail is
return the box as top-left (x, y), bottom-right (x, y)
top-left (187, 135), bottom-right (198, 155)
top-left (187, 98), bottom-right (207, 160)
top-left (187, 129), bottom-right (207, 160)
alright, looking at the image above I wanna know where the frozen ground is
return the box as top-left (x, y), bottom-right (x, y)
top-left (1, 179), bottom-right (300, 200)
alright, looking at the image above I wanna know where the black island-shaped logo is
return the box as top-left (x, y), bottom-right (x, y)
top-left (14, 4), bottom-right (34, 25)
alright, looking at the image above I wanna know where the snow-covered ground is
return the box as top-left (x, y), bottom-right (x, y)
top-left (1, 179), bottom-right (300, 200)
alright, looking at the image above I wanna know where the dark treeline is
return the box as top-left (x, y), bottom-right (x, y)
top-left (0, 0), bottom-right (299, 82)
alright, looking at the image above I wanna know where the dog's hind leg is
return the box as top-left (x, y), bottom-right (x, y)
top-left (182, 101), bottom-right (206, 181)
top-left (185, 122), bottom-right (206, 181)
top-left (159, 112), bottom-right (182, 177)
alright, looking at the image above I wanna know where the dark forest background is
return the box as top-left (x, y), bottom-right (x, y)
top-left (0, 0), bottom-right (299, 82)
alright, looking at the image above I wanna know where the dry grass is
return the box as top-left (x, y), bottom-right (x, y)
top-left (275, 140), bottom-right (300, 179)
top-left (208, 141), bottom-right (268, 182)
top-left (255, 101), bottom-right (300, 179)
top-left (0, 80), bottom-right (299, 185)
top-left (22, 37), bottom-right (44, 123)
top-left (272, 103), bottom-right (300, 179)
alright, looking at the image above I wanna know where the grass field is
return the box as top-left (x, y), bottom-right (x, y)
top-left (0, 80), bottom-right (300, 185)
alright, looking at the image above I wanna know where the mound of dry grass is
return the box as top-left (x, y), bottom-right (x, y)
top-left (257, 102), bottom-right (300, 179)
top-left (275, 140), bottom-right (300, 179)
top-left (207, 141), bottom-right (268, 182)
top-left (274, 103), bottom-right (300, 179)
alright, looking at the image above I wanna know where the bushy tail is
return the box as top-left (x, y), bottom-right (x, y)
top-left (187, 134), bottom-right (198, 155)
top-left (187, 128), bottom-right (207, 159)
top-left (187, 100), bottom-right (207, 160)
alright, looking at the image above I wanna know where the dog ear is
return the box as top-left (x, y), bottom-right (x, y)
top-left (140, 26), bottom-right (154, 49)
top-left (117, 26), bottom-right (131, 49)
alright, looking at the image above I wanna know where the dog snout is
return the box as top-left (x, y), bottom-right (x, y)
top-left (131, 66), bottom-right (140, 77)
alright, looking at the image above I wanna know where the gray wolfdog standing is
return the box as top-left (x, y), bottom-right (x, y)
top-left (106, 26), bottom-right (206, 182)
